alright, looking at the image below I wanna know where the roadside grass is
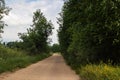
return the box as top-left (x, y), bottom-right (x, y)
top-left (78, 63), bottom-right (120, 80)
top-left (0, 45), bottom-right (50, 73)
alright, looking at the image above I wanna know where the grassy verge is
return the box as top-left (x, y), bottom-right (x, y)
top-left (78, 63), bottom-right (120, 80)
top-left (0, 45), bottom-right (50, 73)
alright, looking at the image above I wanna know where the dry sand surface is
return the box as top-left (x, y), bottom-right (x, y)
top-left (0, 54), bottom-right (80, 80)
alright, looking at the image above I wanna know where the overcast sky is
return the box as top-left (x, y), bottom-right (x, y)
top-left (2, 0), bottom-right (64, 44)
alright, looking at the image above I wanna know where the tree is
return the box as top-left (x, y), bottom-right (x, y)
top-left (0, 0), bottom-right (10, 38)
top-left (50, 44), bottom-right (60, 53)
top-left (58, 0), bottom-right (120, 65)
top-left (58, 0), bottom-right (81, 64)
top-left (19, 9), bottom-right (53, 54)
top-left (6, 41), bottom-right (23, 49)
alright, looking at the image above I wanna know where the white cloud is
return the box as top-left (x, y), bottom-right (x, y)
top-left (2, 0), bottom-right (64, 44)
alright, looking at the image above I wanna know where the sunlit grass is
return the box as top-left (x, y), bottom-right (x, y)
top-left (79, 63), bottom-right (120, 80)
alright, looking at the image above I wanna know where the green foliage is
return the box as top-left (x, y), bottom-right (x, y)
top-left (50, 44), bottom-right (60, 53)
top-left (0, 0), bottom-right (10, 37)
top-left (6, 41), bottom-right (23, 49)
top-left (18, 9), bottom-right (53, 54)
top-left (80, 64), bottom-right (120, 80)
top-left (58, 0), bottom-right (74, 62)
top-left (58, 0), bottom-right (120, 66)
top-left (0, 45), bottom-right (50, 73)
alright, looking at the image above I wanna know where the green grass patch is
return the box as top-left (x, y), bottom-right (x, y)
top-left (0, 45), bottom-right (50, 73)
top-left (79, 63), bottom-right (120, 80)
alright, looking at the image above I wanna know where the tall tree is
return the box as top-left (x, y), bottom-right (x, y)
top-left (0, 0), bottom-right (10, 38)
top-left (58, 0), bottom-right (120, 65)
top-left (19, 9), bottom-right (53, 54)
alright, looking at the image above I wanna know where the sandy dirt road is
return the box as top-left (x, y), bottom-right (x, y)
top-left (0, 54), bottom-right (80, 80)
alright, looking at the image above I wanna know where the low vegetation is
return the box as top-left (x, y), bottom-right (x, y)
top-left (79, 64), bottom-right (120, 80)
top-left (0, 45), bottom-right (50, 73)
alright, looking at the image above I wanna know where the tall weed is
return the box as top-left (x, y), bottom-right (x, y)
top-left (79, 63), bottom-right (120, 80)
top-left (0, 45), bottom-right (50, 73)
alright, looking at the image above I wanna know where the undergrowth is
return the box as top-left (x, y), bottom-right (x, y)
top-left (0, 45), bottom-right (50, 73)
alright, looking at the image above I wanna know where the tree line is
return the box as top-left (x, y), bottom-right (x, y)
top-left (58, 0), bottom-right (120, 66)
top-left (0, 0), bottom-right (57, 55)
top-left (6, 9), bottom-right (54, 55)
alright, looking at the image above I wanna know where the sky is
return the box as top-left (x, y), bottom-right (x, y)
top-left (2, 0), bottom-right (64, 44)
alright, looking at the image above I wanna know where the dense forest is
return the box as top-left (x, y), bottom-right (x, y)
top-left (58, 0), bottom-right (120, 64)
top-left (58, 0), bottom-right (120, 79)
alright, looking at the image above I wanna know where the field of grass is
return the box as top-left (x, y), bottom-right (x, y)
top-left (0, 45), bottom-right (50, 73)
top-left (78, 63), bottom-right (120, 80)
